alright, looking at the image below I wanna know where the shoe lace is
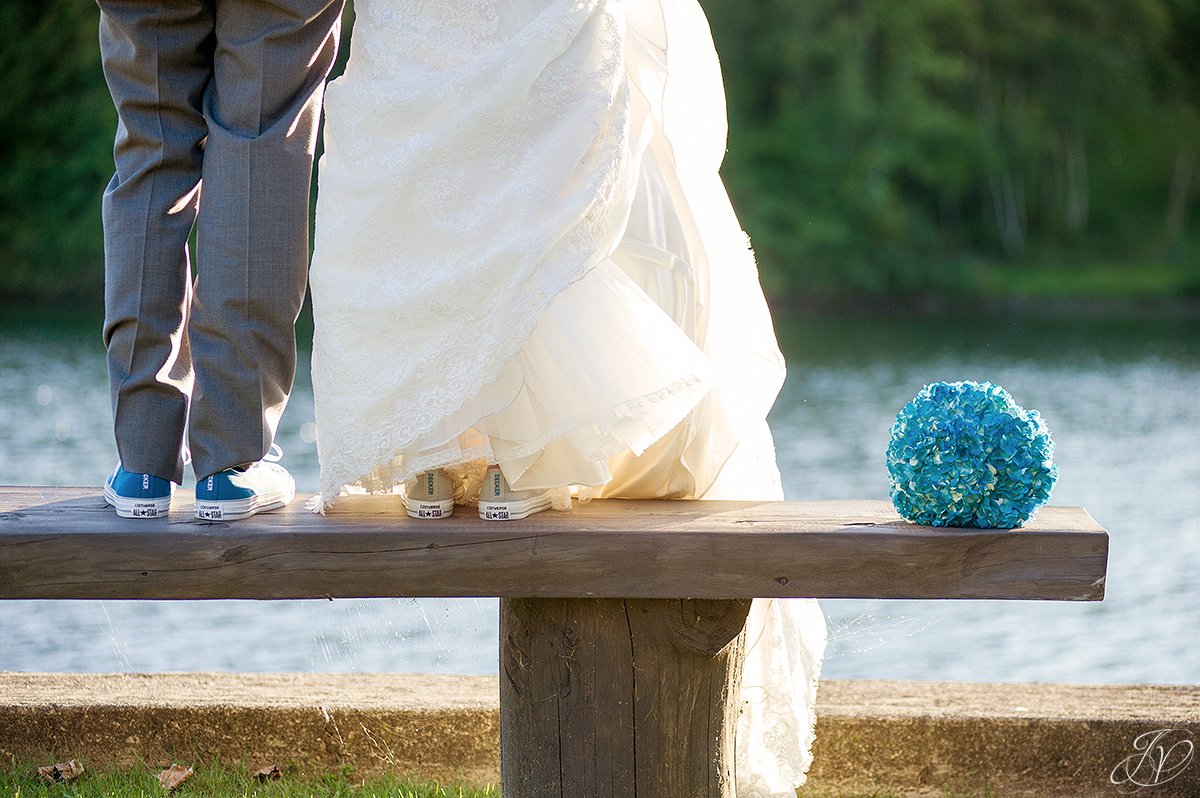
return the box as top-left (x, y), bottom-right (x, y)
top-left (264, 442), bottom-right (284, 463)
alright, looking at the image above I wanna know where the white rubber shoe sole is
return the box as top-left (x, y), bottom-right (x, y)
top-left (479, 492), bottom-right (552, 521)
top-left (402, 496), bottom-right (456, 519)
top-left (104, 484), bottom-right (172, 519)
top-left (194, 483), bottom-right (295, 521)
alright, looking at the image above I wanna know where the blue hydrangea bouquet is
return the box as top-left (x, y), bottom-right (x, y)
top-left (885, 381), bottom-right (1059, 528)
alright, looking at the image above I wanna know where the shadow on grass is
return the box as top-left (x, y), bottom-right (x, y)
top-left (0, 758), bottom-right (1013, 798)
top-left (1, 758), bottom-right (497, 798)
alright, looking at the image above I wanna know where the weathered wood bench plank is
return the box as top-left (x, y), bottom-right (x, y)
top-left (0, 487), bottom-right (1107, 602)
top-left (0, 486), bottom-right (1111, 798)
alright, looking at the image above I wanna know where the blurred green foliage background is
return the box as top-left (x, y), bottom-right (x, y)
top-left (1, 0), bottom-right (1197, 306)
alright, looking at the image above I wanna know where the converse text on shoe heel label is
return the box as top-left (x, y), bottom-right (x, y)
top-left (413, 501), bottom-right (447, 518)
top-left (132, 503), bottom-right (158, 518)
top-left (196, 505), bottom-right (223, 520)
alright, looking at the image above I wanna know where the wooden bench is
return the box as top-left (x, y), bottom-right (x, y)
top-left (0, 487), bottom-right (1109, 797)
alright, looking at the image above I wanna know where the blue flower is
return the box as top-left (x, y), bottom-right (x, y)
top-left (885, 381), bottom-right (1059, 528)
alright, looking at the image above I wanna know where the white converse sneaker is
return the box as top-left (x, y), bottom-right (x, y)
top-left (478, 464), bottom-right (552, 521)
top-left (401, 468), bottom-right (463, 519)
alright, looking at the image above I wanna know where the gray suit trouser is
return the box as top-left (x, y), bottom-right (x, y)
top-left (98, 0), bottom-right (343, 483)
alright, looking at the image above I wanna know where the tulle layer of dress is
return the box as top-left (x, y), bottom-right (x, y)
top-left (333, 252), bottom-right (717, 495)
top-left (308, 0), bottom-right (827, 792)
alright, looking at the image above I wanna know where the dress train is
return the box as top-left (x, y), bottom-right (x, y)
top-left (309, 0), bottom-right (827, 791)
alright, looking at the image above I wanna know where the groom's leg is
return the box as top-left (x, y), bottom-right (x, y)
top-left (98, 0), bottom-right (215, 484)
top-left (188, 0), bottom-right (343, 480)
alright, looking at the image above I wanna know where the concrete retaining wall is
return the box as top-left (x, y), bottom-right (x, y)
top-left (2, 673), bottom-right (1197, 797)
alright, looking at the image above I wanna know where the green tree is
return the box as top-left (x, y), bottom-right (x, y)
top-left (0, 1), bottom-right (112, 302)
top-left (702, 0), bottom-right (1198, 298)
top-left (1, 0), bottom-right (1197, 303)
top-left (1157, 0), bottom-right (1200, 260)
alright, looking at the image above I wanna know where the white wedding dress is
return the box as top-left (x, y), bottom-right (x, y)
top-left (308, 0), bottom-right (827, 792)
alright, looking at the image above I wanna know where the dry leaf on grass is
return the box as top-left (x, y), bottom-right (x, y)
top-left (158, 763), bottom-right (193, 791)
top-left (37, 759), bottom-right (85, 783)
top-left (253, 764), bottom-right (281, 781)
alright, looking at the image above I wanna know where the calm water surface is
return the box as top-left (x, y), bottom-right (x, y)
top-left (1, 308), bottom-right (1197, 684)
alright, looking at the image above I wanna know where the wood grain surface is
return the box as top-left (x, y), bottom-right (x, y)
top-left (500, 597), bottom-right (750, 798)
top-left (0, 487), bottom-right (1108, 601)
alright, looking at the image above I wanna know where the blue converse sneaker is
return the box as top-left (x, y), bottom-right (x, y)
top-left (104, 462), bottom-right (175, 519)
top-left (194, 445), bottom-right (295, 521)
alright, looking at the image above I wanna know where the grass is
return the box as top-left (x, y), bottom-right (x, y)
top-left (0, 761), bottom-right (1006, 798)
top-left (0, 761), bottom-right (497, 798)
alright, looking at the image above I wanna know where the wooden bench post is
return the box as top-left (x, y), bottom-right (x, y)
top-left (500, 597), bottom-right (752, 798)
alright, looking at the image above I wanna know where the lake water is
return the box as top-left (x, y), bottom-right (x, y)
top-left (1, 308), bottom-right (1197, 685)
